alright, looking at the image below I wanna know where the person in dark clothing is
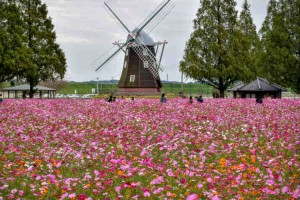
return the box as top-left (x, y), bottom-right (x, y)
top-left (0, 94), bottom-right (3, 102)
top-left (108, 95), bottom-right (113, 102)
top-left (189, 96), bottom-right (193, 103)
top-left (256, 96), bottom-right (263, 104)
top-left (197, 95), bottom-right (203, 103)
top-left (160, 93), bottom-right (167, 103)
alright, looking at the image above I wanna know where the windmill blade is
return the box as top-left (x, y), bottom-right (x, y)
top-left (136, 36), bottom-right (165, 71)
top-left (157, 41), bottom-right (167, 71)
top-left (129, 37), bottom-right (164, 78)
top-left (105, 0), bottom-right (135, 29)
top-left (113, 41), bottom-right (126, 53)
top-left (138, 1), bottom-right (174, 34)
top-left (130, 42), bottom-right (159, 78)
top-left (104, 1), bottom-right (131, 33)
top-left (95, 42), bottom-right (128, 72)
top-left (135, 0), bottom-right (173, 36)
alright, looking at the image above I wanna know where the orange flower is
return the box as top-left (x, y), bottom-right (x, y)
top-left (242, 158), bottom-right (247, 163)
top-left (219, 158), bottom-right (226, 167)
top-left (117, 170), bottom-right (123, 176)
top-left (251, 155), bottom-right (256, 163)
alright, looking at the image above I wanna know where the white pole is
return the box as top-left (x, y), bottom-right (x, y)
top-left (181, 72), bottom-right (183, 92)
top-left (96, 77), bottom-right (99, 95)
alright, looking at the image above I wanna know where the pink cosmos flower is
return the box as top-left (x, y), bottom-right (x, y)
top-left (150, 176), bottom-right (164, 185)
top-left (282, 186), bottom-right (289, 193)
top-left (207, 177), bottom-right (213, 183)
top-left (61, 192), bottom-right (69, 199)
top-left (153, 187), bottom-right (164, 194)
top-left (94, 170), bottom-right (100, 176)
top-left (144, 191), bottom-right (151, 197)
top-left (115, 186), bottom-right (121, 195)
top-left (211, 195), bottom-right (221, 200)
top-left (186, 194), bottom-right (198, 200)
top-left (18, 190), bottom-right (24, 196)
top-left (293, 188), bottom-right (300, 199)
top-left (11, 189), bottom-right (17, 194)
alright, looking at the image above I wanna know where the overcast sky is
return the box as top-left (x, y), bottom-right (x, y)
top-left (41, 0), bottom-right (269, 82)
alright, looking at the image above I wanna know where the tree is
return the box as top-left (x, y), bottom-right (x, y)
top-left (19, 0), bottom-right (67, 98)
top-left (180, 0), bottom-right (246, 98)
top-left (0, 0), bottom-right (67, 98)
top-left (237, 0), bottom-right (260, 80)
top-left (259, 0), bottom-right (300, 93)
top-left (0, 1), bottom-right (32, 82)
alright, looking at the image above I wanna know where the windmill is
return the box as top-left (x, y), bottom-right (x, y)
top-left (95, 0), bottom-right (174, 95)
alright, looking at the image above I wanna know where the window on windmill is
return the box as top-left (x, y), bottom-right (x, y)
top-left (130, 75), bottom-right (135, 82)
top-left (123, 60), bottom-right (127, 68)
top-left (144, 61), bottom-right (149, 68)
top-left (143, 49), bottom-right (148, 56)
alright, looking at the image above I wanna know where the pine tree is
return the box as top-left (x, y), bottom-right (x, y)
top-left (259, 0), bottom-right (300, 93)
top-left (237, 0), bottom-right (260, 81)
top-left (284, 0), bottom-right (300, 93)
top-left (180, 0), bottom-right (245, 98)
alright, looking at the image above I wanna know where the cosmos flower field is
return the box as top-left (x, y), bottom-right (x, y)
top-left (0, 98), bottom-right (299, 200)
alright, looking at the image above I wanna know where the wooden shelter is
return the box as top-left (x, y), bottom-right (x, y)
top-left (0, 84), bottom-right (56, 99)
top-left (228, 77), bottom-right (287, 99)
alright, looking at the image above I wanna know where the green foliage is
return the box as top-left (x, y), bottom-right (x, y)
top-left (237, 0), bottom-right (260, 81)
top-left (0, 0), bottom-right (67, 97)
top-left (180, 0), bottom-right (251, 98)
top-left (0, 1), bottom-right (32, 82)
top-left (259, 0), bottom-right (300, 93)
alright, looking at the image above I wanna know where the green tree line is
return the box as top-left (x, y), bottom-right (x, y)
top-left (180, 0), bottom-right (300, 97)
top-left (0, 0), bottom-right (66, 98)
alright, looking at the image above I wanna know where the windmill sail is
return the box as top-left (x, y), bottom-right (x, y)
top-left (94, 0), bottom-right (173, 94)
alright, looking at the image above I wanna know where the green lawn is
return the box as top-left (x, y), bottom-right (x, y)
top-left (57, 82), bottom-right (213, 96)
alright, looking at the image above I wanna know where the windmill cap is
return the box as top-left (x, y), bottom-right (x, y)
top-left (128, 28), bottom-right (155, 46)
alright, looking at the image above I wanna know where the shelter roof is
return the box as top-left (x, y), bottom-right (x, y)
top-left (228, 77), bottom-right (287, 92)
top-left (1, 84), bottom-right (56, 91)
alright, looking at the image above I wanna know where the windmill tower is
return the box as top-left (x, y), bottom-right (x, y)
top-left (95, 0), bottom-right (174, 95)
